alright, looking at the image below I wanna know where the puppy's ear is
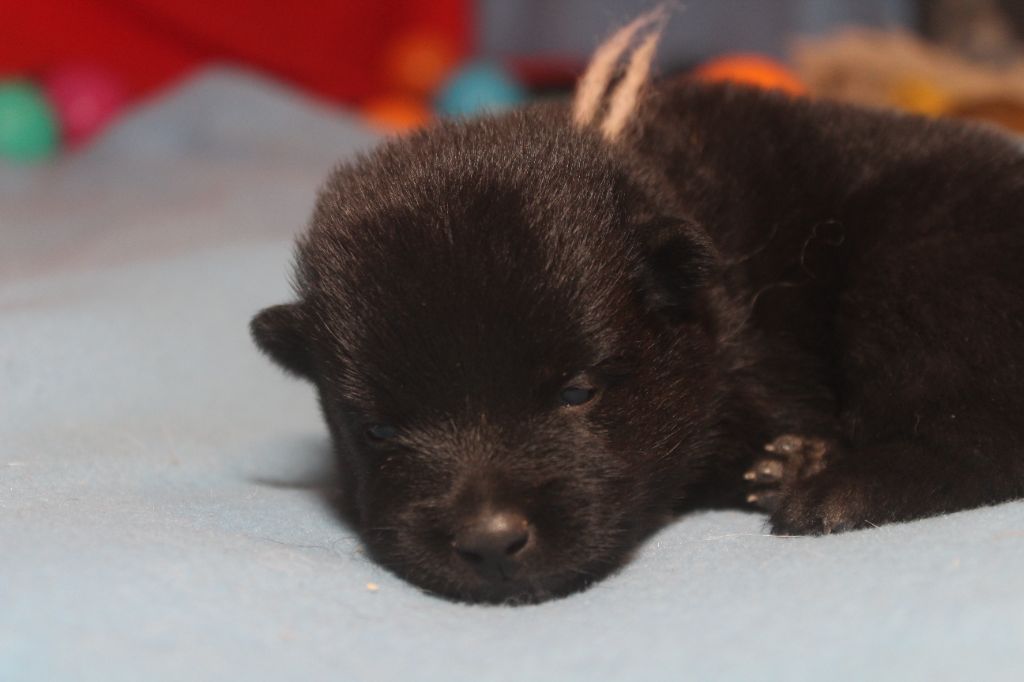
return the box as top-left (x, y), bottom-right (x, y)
top-left (250, 303), bottom-right (314, 379)
top-left (641, 220), bottom-right (718, 323)
top-left (573, 5), bottom-right (668, 142)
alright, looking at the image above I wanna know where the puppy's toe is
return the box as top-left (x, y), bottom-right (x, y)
top-left (763, 434), bottom-right (829, 478)
top-left (744, 458), bottom-right (784, 483)
top-left (745, 488), bottom-right (783, 512)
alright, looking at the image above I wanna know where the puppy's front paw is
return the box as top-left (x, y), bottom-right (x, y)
top-left (744, 434), bottom-right (829, 512)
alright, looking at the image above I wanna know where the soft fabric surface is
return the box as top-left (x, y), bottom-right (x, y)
top-left (2, 69), bottom-right (1022, 682)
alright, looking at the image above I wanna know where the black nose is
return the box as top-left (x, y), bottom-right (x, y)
top-left (452, 511), bottom-right (532, 579)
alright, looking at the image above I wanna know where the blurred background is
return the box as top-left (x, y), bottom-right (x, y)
top-left (1, 0), bottom-right (1023, 164)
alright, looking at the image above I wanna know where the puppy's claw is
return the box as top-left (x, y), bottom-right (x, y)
top-left (746, 490), bottom-right (781, 512)
top-left (764, 434), bottom-right (805, 455)
top-left (745, 459), bottom-right (784, 483)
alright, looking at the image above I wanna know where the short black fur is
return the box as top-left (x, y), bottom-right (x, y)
top-left (251, 81), bottom-right (1024, 603)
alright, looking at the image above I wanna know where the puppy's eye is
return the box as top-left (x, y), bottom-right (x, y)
top-left (364, 423), bottom-right (398, 442)
top-left (560, 386), bottom-right (595, 407)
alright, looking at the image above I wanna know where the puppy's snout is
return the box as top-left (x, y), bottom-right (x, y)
top-left (452, 511), bottom-right (532, 579)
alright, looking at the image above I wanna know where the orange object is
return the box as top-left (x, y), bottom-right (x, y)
top-left (362, 95), bottom-right (432, 132)
top-left (888, 77), bottom-right (952, 117)
top-left (384, 29), bottom-right (460, 97)
top-left (693, 54), bottom-right (807, 96)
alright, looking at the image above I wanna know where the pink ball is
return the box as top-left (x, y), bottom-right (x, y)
top-left (42, 64), bottom-right (126, 148)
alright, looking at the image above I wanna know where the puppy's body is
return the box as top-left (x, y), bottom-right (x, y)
top-left (252, 67), bottom-right (1024, 601)
top-left (635, 84), bottom-right (1024, 529)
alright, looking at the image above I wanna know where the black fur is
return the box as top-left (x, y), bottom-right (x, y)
top-left (251, 81), bottom-right (1024, 603)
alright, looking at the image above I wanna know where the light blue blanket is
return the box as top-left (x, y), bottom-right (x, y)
top-left (2, 69), bottom-right (1022, 682)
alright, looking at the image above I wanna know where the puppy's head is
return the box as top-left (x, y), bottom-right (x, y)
top-left (252, 10), bottom-right (724, 603)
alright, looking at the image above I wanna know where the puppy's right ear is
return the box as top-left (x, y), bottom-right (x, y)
top-left (641, 219), bottom-right (719, 324)
top-left (250, 303), bottom-right (314, 380)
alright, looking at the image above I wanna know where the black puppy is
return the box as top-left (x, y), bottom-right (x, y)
top-left (251, 11), bottom-right (1024, 603)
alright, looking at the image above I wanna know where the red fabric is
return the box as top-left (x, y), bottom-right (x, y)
top-left (1, 0), bottom-right (471, 105)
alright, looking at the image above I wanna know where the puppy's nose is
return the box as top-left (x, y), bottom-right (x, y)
top-left (453, 511), bottom-right (531, 579)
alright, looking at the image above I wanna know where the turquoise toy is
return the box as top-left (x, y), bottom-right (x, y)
top-left (0, 81), bottom-right (59, 163)
top-left (435, 61), bottom-right (526, 117)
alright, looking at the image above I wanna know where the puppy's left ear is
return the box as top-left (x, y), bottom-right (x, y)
top-left (250, 303), bottom-right (314, 380)
top-left (641, 220), bottom-right (718, 323)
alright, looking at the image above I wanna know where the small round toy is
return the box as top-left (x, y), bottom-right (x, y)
top-left (42, 64), bottom-right (127, 148)
top-left (692, 54), bottom-right (807, 96)
top-left (0, 81), bottom-right (59, 163)
top-left (362, 95), bottom-right (432, 133)
top-left (385, 29), bottom-right (459, 97)
top-left (435, 61), bottom-right (526, 117)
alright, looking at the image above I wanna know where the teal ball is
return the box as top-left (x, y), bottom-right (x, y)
top-left (0, 81), bottom-right (59, 163)
top-left (436, 62), bottom-right (526, 117)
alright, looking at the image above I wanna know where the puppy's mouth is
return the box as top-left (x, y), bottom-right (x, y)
top-left (364, 511), bottom-right (636, 605)
top-left (451, 572), bottom-right (597, 605)
top-left (405, 557), bottom-right (612, 605)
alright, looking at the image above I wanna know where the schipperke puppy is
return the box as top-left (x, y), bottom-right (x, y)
top-left (251, 9), bottom-right (1024, 603)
